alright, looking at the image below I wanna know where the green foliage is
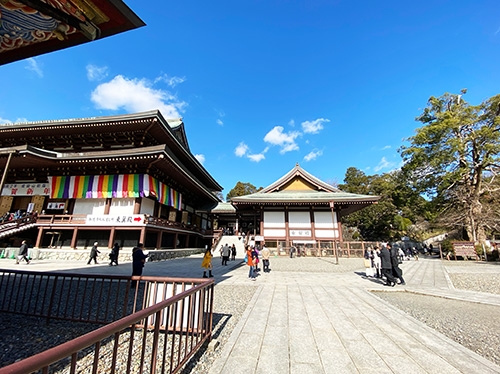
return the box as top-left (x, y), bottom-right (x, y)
top-left (440, 239), bottom-right (454, 253)
top-left (339, 168), bottom-right (430, 241)
top-left (399, 90), bottom-right (500, 243)
top-left (226, 181), bottom-right (261, 201)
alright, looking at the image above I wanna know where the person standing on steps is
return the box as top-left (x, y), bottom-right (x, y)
top-left (16, 240), bottom-right (30, 264)
top-left (201, 247), bottom-right (213, 278)
top-left (87, 241), bottom-right (100, 265)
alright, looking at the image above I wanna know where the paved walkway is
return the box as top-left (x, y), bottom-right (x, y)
top-left (1, 254), bottom-right (500, 373)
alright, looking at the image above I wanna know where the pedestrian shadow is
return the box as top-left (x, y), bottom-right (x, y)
top-left (354, 271), bottom-right (386, 285)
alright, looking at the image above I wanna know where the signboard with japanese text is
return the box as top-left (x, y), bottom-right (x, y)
top-left (86, 214), bottom-right (146, 226)
top-left (2, 183), bottom-right (50, 196)
top-left (452, 242), bottom-right (477, 259)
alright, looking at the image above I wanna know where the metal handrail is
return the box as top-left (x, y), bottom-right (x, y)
top-left (0, 270), bottom-right (214, 374)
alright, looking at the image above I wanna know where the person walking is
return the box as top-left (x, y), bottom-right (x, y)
top-left (87, 241), bottom-right (100, 265)
top-left (388, 243), bottom-right (406, 285)
top-left (131, 243), bottom-right (148, 287)
top-left (109, 242), bottom-right (120, 266)
top-left (201, 247), bottom-right (213, 278)
top-left (379, 244), bottom-right (396, 286)
top-left (16, 240), bottom-right (30, 264)
top-left (261, 244), bottom-right (271, 272)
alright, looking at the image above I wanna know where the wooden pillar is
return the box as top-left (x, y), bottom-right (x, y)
top-left (108, 227), bottom-right (116, 249)
top-left (284, 206), bottom-right (290, 248)
top-left (134, 198), bottom-right (141, 214)
top-left (104, 198), bottom-right (111, 214)
top-left (35, 227), bottom-right (44, 249)
top-left (310, 207), bottom-right (317, 256)
top-left (70, 227), bottom-right (78, 249)
top-left (174, 233), bottom-right (178, 249)
top-left (139, 227), bottom-right (146, 245)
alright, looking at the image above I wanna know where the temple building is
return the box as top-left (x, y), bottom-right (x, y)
top-left (230, 164), bottom-right (379, 256)
top-left (1, 0), bottom-right (145, 65)
top-left (0, 111), bottom-right (222, 250)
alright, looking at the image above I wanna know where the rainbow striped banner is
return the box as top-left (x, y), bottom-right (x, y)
top-left (48, 174), bottom-right (182, 210)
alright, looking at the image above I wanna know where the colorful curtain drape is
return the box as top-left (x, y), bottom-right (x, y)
top-left (48, 174), bottom-right (182, 210)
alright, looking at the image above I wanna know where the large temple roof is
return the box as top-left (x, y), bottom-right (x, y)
top-left (231, 164), bottom-right (379, 216)
top-left (0, 111), bottom-right (222, 206)
top-left (0, 0), bottom-right (145, 66)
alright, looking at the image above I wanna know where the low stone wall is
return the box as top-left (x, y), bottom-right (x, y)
top-left (0, 247), bottom-right (205, 263)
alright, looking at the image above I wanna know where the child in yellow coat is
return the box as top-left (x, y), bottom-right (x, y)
top-left (201, 247), bottom-right (213, 278)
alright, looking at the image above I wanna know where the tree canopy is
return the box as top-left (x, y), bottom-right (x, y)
top-left (399, 90), bottom-right (500, 243)
top-left (226, 181), bottom-right (262, 201)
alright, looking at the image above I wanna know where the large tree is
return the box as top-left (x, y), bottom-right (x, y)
top-left (226, 181), bottom-right (262, 201)
top-left (339, 167), bottom-right (426, 241)
top-left (399, 90), bottom-right (500, 243)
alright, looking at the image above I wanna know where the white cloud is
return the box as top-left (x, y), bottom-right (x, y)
top-left (235, 142), bottom-right (249, 157)
top-left (0, 117), bottom-right (28, 124)
top-left (154, 74), bottom-right (186, 87)
top-left (304, 150), bottom-right (323, 161)
top-left (301, 118), bottom-right (329, 134)
top-left (216, 119), bottom-right (224, 126)
top-left (25, 58), bottom-right (43, 78)
top-left (86, 64), bottom-right (108, 81)
top-left (288, 119), bottom-right (295, 127)
top-left (90, 75), bottom-right (186, 118)
top-left (263, 126), bottom-right (300, 154)
top-left (381, 145), bottom-right (391, 150)
top-left (194, 154), bottom-right (205, 164)
top-left (374, 156), bottom-right (395, 172)
top-left (248, 153), bottom-right (265, 162)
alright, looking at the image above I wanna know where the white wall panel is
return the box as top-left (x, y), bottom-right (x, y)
top-left (315, 229), bottom-right (339, 238)
top-left (314, 211), bottom-right (338, 228)
top-left (263, 229), bottom-right (286, 237)
top-left (74, 199), bottom-right (106, 215)
top-left (288, 211), bottom-right (311, 228)
top-left (263, 211), bottom-right (285, 228)
top-left (139, 197), bottom-right (155, 215)
top-left (109, 198), bottom-right (135, 215)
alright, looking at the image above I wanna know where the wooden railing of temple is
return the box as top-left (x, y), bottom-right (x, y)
top-left (0, 269), bottom-right (214, 374)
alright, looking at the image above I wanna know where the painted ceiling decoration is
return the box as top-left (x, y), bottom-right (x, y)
top-left (0, 0), bottom-right (144, 65)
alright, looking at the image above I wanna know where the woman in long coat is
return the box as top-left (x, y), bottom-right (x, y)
top-left (201, 247), bottom-right (213, 278)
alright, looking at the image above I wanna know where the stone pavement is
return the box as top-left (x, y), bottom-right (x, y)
top-left (1, 254), bottom-right (500, 373)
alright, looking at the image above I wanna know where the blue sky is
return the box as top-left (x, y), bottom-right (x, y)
top-left (1, 1), bottom-right (500, 197)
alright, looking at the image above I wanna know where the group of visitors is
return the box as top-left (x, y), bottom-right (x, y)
top-left (245, 244), bottom-right (271, 280)
top-left (364, 243), bottom-right (406, 286)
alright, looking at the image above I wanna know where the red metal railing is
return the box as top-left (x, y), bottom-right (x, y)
top-left (0, 269), bottom-right (214, 373)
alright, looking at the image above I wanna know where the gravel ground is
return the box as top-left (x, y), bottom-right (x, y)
top-left (374, 267), bottom-right (500, 367)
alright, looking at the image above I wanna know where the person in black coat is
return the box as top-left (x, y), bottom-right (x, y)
top-left (379, 244), bottom-right (396, 286)
top-left (109, 242), bottom-right (120, 266)
top-left (131, 243), bottom-right (148, 288)
top-left (16, 240), bottom-right (30, 264)
top-left (388, 243), bottom-right (406, 285)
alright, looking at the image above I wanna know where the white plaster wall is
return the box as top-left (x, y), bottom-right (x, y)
top-left (263, 211), bottom-right (285, 228)
top-left (314, 211), bottom-right (338, 229)
top-left (139, 198), bottom-right (155, 215)
top-left (109, 198), bottom-right (135, 215)
top-left (315, 229), bottom-right (339, 238)
top-left (73, 199), bottom-right (106, 215)
top-left (288, 211), bottom-right (311, 228)
top-left (263, 229), bottom-right (286, 237)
